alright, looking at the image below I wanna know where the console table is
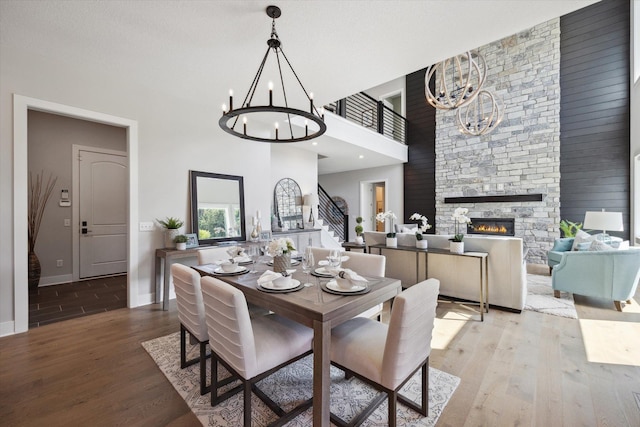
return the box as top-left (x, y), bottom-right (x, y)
top-left (155, 247), bottom-right (202, 311)
top-left (368, 244), bottom-right (489, 321)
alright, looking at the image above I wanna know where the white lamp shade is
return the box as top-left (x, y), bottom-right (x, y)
top-left (303, 194), bottom-right (318, 206)
top-left (583, 211), bottom-right (623, 232)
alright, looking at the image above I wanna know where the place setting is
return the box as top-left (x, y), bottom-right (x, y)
top-left (311, 249), bottom-right (349, 278)
top-left (321, 269), bottom-right (370, 295)
top-left (256, 269), bottom-right (303, 293)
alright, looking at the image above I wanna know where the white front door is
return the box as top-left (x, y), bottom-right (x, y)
top-left (79, 150), bottom-right (127, 278)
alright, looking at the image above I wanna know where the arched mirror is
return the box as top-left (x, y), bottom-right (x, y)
top-left (273, 178), bottom-right (303, 230)
top-left (190, 170), bottom-right (246, 245)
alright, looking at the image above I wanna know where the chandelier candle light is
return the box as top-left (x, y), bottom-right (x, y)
top-left (219, 5), bottom-right (326, 143)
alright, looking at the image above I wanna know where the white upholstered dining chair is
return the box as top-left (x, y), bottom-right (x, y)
top-left (197, 246), bottom-right (270, 317)
top-left (308, 247), bottom-right (386, 320)
top-left (200, 276), bottom-right (314, 426)
top-left (329, 278), bottom-right (440, 427)
top-left (170, 264), bottom-right (213, 395)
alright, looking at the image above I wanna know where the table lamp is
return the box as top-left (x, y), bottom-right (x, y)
top-left (303, 194), bottom-right (318, 227)
top-left (583, 209), bottom-right (623, 243)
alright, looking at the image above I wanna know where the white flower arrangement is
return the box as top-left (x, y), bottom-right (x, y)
top-left (267, 237), bottom-right (296, 257)
top-left (451, 207), bottom-right (472, 242)
top-left (409, 213), bottom-right (432, 240)
top-left (375, 211), bottom-right (397, 237)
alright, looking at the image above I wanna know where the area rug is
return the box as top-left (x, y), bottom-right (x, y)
top-left (142, 332), bottom-right (460, 426)
top-left (525, 274), bottom-right (578, 319)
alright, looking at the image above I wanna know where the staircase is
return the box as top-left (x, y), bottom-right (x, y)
top-left (317, 185), bottom-right (348, 249)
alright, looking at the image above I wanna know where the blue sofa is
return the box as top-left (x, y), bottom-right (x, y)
top-left (552, 248), bottom-right (640, 311)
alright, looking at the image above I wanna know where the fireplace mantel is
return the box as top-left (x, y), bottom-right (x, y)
top-left (443, 194), bottom-right (543, 204)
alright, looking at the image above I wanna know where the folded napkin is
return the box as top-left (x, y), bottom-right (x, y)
top-left (226, 246), bottom-right (246, 258)
top-left (257, 269), bottom-right (297, 286)
top-left (234, 256), bottom-right (251, 263)
top-left (335, 268), bottom-right (368, 289)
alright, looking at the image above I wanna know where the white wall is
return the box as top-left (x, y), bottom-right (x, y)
top-left (319, 164), bottom-right (404, 241)
top-left (0, 44), bottom-right (318, 333)
top-left (363, 76), bottom-right (406, 116)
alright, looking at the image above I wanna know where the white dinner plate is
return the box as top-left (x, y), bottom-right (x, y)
top-left (213, 265), bottom-right (247, 274)
top-left (259, 279), bottom-right (301, 291)
top-left (326, 279), bottom-right (366, 293)
top-left (313, 267), bottom-right (338, 277)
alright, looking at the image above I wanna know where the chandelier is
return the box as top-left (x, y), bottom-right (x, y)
top-left (424, 51), bottom-right (487, 110)
top-left (425, 50), bottom-right (504, 135)
top-left (218, 5), bottom-right (326, 143)
top-left (456, 89), bottom-right (504, 136)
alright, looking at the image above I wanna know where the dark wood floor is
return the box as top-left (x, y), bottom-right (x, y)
top-left (28, 275), bottom-right (127, 328)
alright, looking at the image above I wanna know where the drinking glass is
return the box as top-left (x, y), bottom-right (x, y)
top-left (302, 249), bottom-right (315, 287)
top-left (328, 249), bottom-right (342, 269)
top-left (248, 245), bottom-right (260, 273)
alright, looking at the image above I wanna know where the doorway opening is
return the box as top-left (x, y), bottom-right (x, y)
top-left (359, 180), bottom-right (387, 234)
top-left (13, 95), bottom-right (139, 335)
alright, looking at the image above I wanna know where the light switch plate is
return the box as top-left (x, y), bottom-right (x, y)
top-left (139, 221), bottom-right (154, 232)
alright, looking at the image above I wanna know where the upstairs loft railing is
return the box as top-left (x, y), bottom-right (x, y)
top-left (324, 92), bottom-right (407, 144)
top-left (318, 184), bottom-right (348, 243)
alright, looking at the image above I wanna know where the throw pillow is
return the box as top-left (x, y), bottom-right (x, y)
top-left (572, 229), bottom-right (594, 251)
top-left (401, 226), bottom-right (415, 233)
top-left (575, 242), bottom-right (592, 251)
top-left (589, 239), bottom-right (613, 251)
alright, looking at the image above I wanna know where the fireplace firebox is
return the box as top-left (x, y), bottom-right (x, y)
top-left (468, 218), bottom-right (515, 236)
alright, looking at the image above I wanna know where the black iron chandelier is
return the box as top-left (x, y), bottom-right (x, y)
top-left (219, 5), bottom-right (326, 143)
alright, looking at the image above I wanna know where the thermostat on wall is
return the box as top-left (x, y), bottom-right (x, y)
top-left (59, 189), bottom-right (71, 207)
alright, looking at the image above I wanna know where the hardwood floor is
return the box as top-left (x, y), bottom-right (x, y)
top-left (1, 275), bottom-right (639, 426)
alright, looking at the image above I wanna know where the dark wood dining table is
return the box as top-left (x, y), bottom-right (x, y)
top-left (192, 260), bottom-right (402, 427)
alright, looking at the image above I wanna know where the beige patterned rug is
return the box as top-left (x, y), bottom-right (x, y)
top-left (525, 274), bottom-right (578, 319)
top-left (142, 332), bottom-right (460, 426)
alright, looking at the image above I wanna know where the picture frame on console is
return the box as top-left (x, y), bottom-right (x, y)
top-left (185, 233), bottom-right (199, 249)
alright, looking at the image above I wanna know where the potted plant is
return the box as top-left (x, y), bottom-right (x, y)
top-left (174, 234), bottom-right (188, 250)
top-left (156, 216), bottom-right (184, 248)
top-left (559, 219), bottom-right (582, 237)
top-left (409, 212), bottom-right (432, 249)
top-left (354, 216), bottom-right (365, 245)
top-left (450, 207), bottom-right (472, 254)
top-left (376, 211), bottom-right (397, 248)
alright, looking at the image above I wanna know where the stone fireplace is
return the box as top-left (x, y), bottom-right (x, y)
top-left (434, 18), bottom-right (561, 264)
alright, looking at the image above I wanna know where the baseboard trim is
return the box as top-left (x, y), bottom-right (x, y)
top-left (39, 274), bottom-right (74, 287)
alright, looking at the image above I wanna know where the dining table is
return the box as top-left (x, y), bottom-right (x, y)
top-left (192, 258), bottom-right (402, 427)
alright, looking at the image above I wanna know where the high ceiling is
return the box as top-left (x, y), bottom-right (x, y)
top-left (0, 0), bottom-right (599, 173)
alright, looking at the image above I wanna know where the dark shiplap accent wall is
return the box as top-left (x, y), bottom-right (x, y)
top-left (404, 69), bottom-right (436, 231)
top-left (560, 0), bottom-right (630, 239)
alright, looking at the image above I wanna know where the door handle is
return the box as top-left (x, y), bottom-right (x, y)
top-left (81, 228), bottom-right (92, 234)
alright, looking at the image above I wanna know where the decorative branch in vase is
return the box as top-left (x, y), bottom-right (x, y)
top-left (450, 207), bottom-right (472, 253)
top-left (28, 171), bottom-right (58, 290)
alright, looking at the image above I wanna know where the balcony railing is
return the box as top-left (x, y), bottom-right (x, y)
top-left (325, 92), bottom-right (407, 144)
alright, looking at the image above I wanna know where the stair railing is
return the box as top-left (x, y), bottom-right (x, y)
top-left (317, 185), bottom-right (348, 243)
top-left (324, 92), bottom-right (407, 144)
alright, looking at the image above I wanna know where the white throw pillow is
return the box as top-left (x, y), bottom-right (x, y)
top-left (572, 229), bottom-right (594, 251)
top-left (589, 239), bottom-right (613, 251)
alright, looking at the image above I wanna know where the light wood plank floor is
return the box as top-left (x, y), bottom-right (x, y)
top-left (1, 275), bottom-right (639, 426)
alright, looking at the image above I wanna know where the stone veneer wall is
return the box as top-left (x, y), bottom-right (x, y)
top-left (435, 18), bottom-right (560, 264)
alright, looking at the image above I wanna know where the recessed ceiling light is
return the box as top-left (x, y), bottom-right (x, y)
top-left (312, 141), bottom-right (318, 146)
top-left (359, 154), bottom-right (364, 159)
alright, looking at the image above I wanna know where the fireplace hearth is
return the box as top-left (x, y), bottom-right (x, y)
top-left (468, 218), bottom-right (515, 236)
